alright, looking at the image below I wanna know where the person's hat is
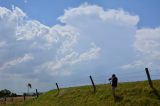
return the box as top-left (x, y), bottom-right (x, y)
top-left (112, 74), bottom-right (116, 77)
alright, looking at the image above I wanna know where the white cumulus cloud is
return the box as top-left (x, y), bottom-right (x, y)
top-left (134, 27), bottom-right (160, 60)
top-left (59, 4), bottom-right (139, 26)
top-left (1, 3), bottom-right (159, 91)
top-left (0, 54), bottom-right (33, 71)
top-left (121, 27), bottom-right (160, 71)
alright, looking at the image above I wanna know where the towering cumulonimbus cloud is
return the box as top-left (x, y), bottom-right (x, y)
top-left (0, 4), bottom-right (159, 91)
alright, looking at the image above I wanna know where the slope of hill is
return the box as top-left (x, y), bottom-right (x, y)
top-left (7, 80), bottom-right (160, 106)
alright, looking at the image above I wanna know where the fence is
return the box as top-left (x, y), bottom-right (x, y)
top-left (0, 89), bottom-right (39, 105)
top-left (0, 68), bottom-right (159, 104)
top-left (54, 68), bottom-right (160, 94)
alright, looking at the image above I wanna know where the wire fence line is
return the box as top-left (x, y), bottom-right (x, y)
top-left (48, 67), bottom-right (160, 104)
top-left (10, 68), bottom-right (159, 94)
top-left (0, 68), bottom-right (159, 105)
top-left (0, 91), bottom-right (39, 105)
top-left (1, 68), bottom-right (160, 95)
top-left (54, 68), bottom-right (160, 90)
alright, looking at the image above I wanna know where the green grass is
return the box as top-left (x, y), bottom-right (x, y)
top-left (7, 80), bottom-right (160, 106)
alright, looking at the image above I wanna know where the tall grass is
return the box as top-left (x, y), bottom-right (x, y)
top-left (6, 80), bottom-right (160, 106)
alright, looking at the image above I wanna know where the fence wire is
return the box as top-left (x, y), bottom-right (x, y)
top-left (54, 69), bottom-right (159, 90)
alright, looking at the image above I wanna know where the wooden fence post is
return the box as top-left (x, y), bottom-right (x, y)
top-left (4, 97), bottom-right (6, 104)
top-left (145, 68), bottom-right (153, 88)
top-left (23, 93), bottom-right (26, 101)
top-left (89, 75), bottom-right (96, 93)
top-left (56, 83), bottom-right (60, 93)
top-left (36, 89), bottom-right (39, 98)
top-left (11, 97), bottom-right (13, 102)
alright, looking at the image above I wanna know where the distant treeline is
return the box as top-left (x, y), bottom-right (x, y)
top-left (0, 89), bottom-right (17, 97)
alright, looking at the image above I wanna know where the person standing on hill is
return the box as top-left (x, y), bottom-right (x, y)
top-left (108, 74), bottom-right (118, 98)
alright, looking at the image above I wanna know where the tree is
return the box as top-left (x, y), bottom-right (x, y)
top-left (0, 89), bottom-right (11, 97)
top-left (11, 93), bottom-right (17, 97)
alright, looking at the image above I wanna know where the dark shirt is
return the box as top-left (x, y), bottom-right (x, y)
top-left (109, 77), bottom-right (118, 87)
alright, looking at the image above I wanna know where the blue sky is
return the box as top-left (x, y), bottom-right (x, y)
top-left (0, 0), bottom-right (160, 93)
top-left (1, 0), bottom-right (160, 27)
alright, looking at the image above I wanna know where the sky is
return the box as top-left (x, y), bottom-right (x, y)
top-left (0, 0), bottom-right (160, 93)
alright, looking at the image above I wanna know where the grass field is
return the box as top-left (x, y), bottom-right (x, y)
top-left (0, 96), bottom-right (34, 106)
top-left (4, 80), bottom-right (160, 106)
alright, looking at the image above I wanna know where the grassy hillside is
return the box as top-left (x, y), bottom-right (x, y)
top-left (7, 80), bottom-right (160, 106)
